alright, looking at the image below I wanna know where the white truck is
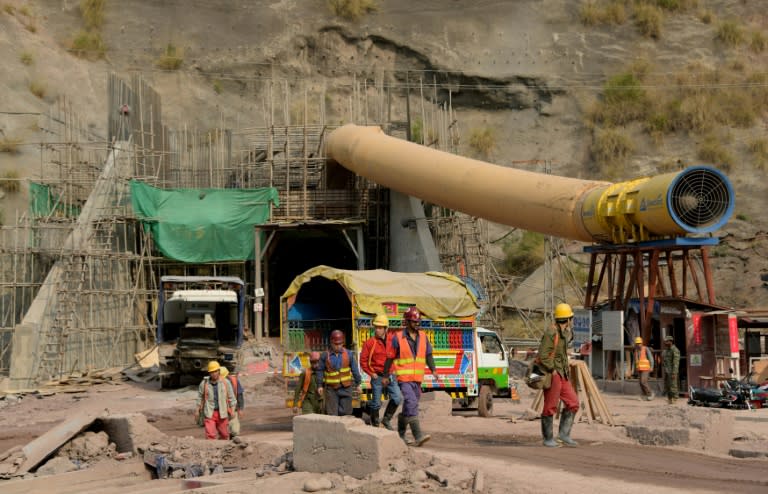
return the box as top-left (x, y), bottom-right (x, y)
top-left (156, 276), bottom-right (246, 388)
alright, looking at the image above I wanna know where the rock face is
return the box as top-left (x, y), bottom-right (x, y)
top-left (292, 414), bottom-right (408, 479)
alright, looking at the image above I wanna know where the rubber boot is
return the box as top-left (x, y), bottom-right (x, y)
top-left (397, 414), bottom-right (411, 444)
top-left (557, 410), bottom-right (578, 447)
top-left (406, 416), bottom-right (431, 447)
top-left (369, 407), bottom-right (380, 427)
top-left (381, 400), bottom-right (398, 431)
top-left (541, 415), bottom-right (559, 448)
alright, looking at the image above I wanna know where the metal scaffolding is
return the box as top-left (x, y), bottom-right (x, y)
top-left (0, 72), bottom-right (500, 388)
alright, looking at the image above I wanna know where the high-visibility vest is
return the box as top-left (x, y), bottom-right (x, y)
top-left (324, 350), bottom-right (353, 389)
top-left (635, 346), bottom-right (652, 371)
top-left (394, 331), bottom-right (427, 383)
top-left (297, 368), bottom-right (312, 407)
top-left (226, 374), bottom-right (240, 410)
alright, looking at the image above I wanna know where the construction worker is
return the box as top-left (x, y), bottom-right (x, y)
top-left (382, 306), bottom-right (437, 447)
top-left (633, 336), bottom-right (655, 401)
top-left (219, 367), bottom-right (245, 437)
top-left (538, 303), bottom-right (579, 448)
top-left (317, 330), bottom-right (361, 416)
top-left (195, 361), bottom-right (237, 440)
top-left (360, 314), bottom-right (403, 429)
top-left (293, 351), bottom-right (323, 414)
top-left (662, 334), bottom-right (680, 404)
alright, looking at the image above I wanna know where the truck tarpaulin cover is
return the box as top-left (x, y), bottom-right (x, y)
top-left (131, 180), bottom-right (279, 262)
top-left (282, 265), bottom-right (480, 319)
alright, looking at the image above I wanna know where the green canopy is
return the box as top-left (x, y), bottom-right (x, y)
top-left (131, 180), bottom-right (279, 262)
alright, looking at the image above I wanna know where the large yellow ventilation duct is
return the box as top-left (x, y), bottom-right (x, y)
top-left (326, 125), bottom-right (734, 244)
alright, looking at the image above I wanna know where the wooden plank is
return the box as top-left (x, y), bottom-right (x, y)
top-left (17, 412), bottom-right (100, 474)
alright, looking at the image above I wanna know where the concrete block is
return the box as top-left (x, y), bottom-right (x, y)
top-left (293, 414), bottom-right (408, 479)
top-left (625, 425), bottom-right (690, 446)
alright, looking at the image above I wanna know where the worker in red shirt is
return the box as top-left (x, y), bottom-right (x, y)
top-left (360, 314), bottom-right (403, 429)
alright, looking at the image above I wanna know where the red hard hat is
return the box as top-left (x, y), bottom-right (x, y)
top-left (309, 351), bottom-right (321, 362)
top-left (404, 307), bottom-right (421, 321)
top-left (330, 329), bottom-right (345, 344)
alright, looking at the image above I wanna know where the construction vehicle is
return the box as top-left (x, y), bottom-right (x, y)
top-left (156, 276), bottom-right (246, 388)
top-left (474, 327), bottom-right (512, 401)
top-left (280, 266), bottom-right (509, 417)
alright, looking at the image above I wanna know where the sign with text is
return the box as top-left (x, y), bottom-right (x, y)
top-left (602, 311), bottom-right (624, 351)
top-left (573, 309), bottom-right (592, 347)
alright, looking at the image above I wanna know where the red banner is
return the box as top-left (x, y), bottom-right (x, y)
top-left (728, 315), bottom-right (739, 357)
top-left (692, 313), bottom-right (702, 345)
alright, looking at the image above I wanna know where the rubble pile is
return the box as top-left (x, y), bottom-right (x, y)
top-left (625, 406), bottom-right (734, 454)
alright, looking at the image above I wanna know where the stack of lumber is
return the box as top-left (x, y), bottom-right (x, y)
top-left (532, 359), bottom-right (615, 426)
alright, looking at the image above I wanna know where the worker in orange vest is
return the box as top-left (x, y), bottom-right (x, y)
top-left (293, 351), bottom-right (323, 414)
top-left (382, 306), bottom-right (437, 447)
top-left (633, 336), bottom-right (655, 401)
top-left (317, 330), bottom-right (361, 416)
top-left (219, 367), bottom-right (245, 437)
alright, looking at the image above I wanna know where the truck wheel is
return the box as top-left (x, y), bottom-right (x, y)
top-left (478, 385), bottom-right (493, 417)
top-left (160, 373), bottom-right (180, 389)
top-left (160, 374), bottom-right (172, 389)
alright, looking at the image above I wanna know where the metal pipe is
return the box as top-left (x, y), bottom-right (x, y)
top-left (326, 125), bottom-right (734, 244)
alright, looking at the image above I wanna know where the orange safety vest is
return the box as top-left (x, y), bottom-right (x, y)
top-left (297, 368), bottom-right (312, 408)
top-left (635, 346), bottom-right (652, 372)
top-left (394, 330), bottom-right (427, 383)
top-left (226, 374), bottom-right (240, 410)
top-left (324, 350), bottom-right (353, 389)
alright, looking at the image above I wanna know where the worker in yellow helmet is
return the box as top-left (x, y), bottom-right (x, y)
top-left (632, 336), bottom-right (655, 401)
top-left (219, 367), bottom-right (245, 438)
top-left (537, 303), bottom-right (579, 447)
top-left (360, 314), bottom-right (403, 429)
top-left (195, 361), bottom-right (237, 440)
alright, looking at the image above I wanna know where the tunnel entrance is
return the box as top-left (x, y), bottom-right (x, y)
top-left (259, 223), bottom-right (364, 336)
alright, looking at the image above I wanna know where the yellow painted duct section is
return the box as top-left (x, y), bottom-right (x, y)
top-left (326, 125), bottom-right (734, 245)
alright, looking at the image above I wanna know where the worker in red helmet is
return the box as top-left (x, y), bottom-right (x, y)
top-left (382, 306), bottom-right (437, 447)
top-left (293, 351), bottom-right (323, 415)
top-left (317, 329), bottom-right (361, 416)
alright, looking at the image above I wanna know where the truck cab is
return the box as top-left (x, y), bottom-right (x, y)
top-left (156, 276), bottom-right (246, 388)
top-left (451, 327), bottom-right (511, 416)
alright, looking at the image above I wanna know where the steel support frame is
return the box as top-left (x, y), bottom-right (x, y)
top-left (584, 244), bottom-right (716, 342)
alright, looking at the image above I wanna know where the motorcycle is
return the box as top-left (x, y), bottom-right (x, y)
top-left (688, 372), bottom-right (768, 410)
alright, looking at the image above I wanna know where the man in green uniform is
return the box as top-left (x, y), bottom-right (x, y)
top-left (293, 352), bottom-right (323, 414)
top-left (662, 334), bottom-right (680, 404)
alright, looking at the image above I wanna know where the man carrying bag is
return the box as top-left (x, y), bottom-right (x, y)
top-left (536, 303), bottom-right (580, 448)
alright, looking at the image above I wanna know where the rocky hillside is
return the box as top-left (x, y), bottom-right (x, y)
top-left (0, 0), bottom-right (766, 307)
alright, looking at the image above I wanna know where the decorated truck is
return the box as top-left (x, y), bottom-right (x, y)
top-left (156, 276), bottom-right (246, 388)
top-left (280, 266), bottom-right (510, 416)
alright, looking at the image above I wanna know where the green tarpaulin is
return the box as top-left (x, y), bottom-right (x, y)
top-left (130, 180), bottom-right (279, 262)
top-left (29, 182), bottom-right (81, 218)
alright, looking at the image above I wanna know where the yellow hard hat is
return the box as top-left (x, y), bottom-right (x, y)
top-left (634, 337), bottom-right (643, 344)
top-left (207, 360), bottom-right (221, 373)
top-left (554, 303), bottom-right (573, 320)
top-left (373, 314), bottom-right (389, 327)
top-left (219, 367), bottom-right (229, 378)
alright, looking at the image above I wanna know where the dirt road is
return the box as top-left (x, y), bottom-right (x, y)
top-left (430, 434), bottom-right (767, 493)
top-left (1, 361), bottom-right (767, 493)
